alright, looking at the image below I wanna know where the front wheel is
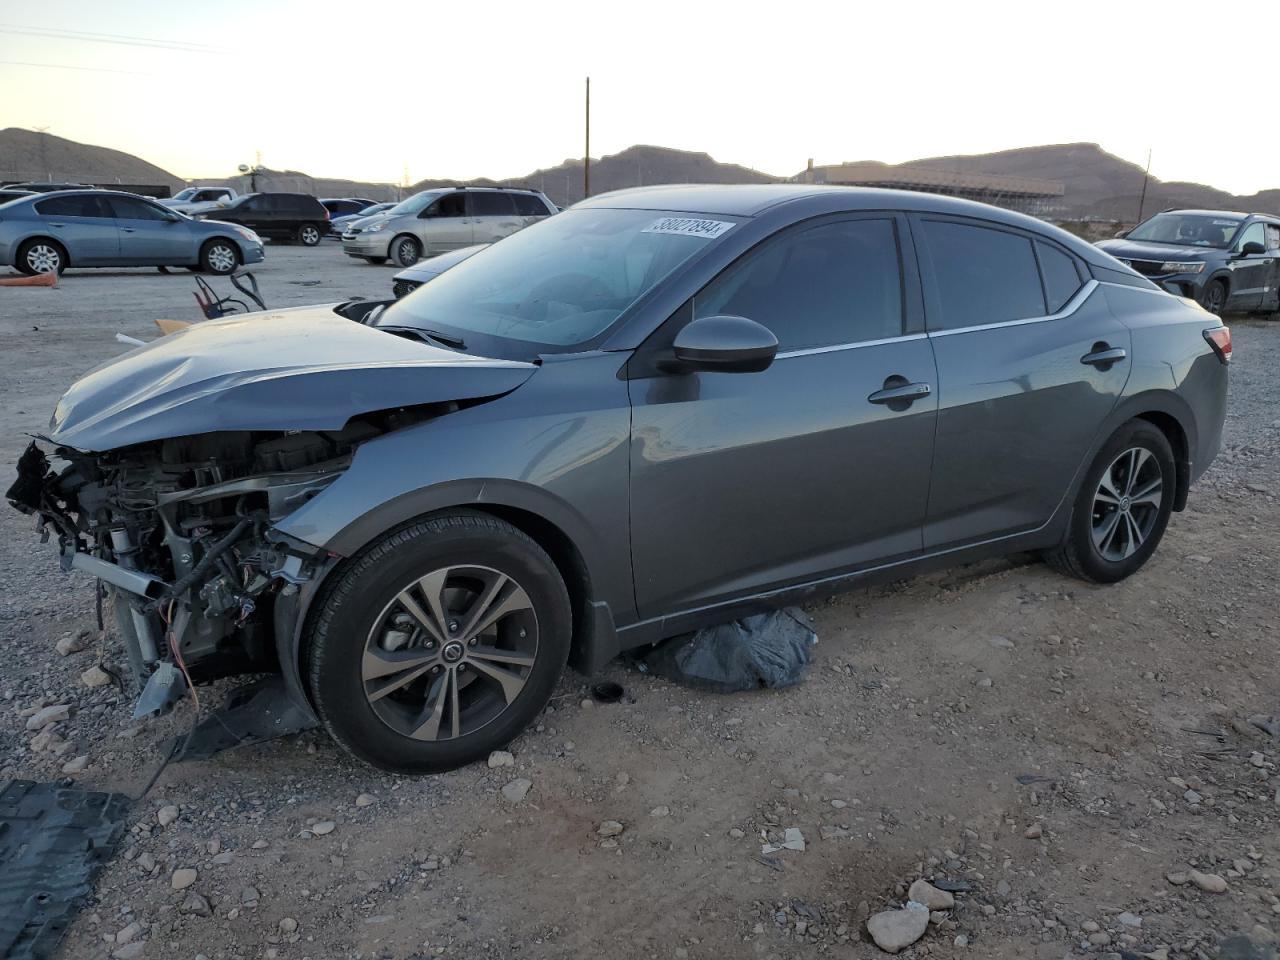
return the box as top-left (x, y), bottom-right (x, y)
top-left (297, 223), bottom-right (323, 246)
top-left (391, 234), bottom-right (421, 267)
top-left (200, 239), bottom-right (240, 275)
top-left (1202, 279), bottom-right (1227, 316)
top-left (1044, 420), bottom-right (1175, 583)
top-left (305, 511), bottom-right (572, 773)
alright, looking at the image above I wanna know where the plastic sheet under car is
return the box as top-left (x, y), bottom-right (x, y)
top-left (637, 608), bottom-right (817, 693)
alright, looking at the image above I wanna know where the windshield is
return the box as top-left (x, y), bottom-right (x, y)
top-left (379, 207), bottom-right (737, 351)
top-left (1127, 213), bottom-right (1243, 248)
top-left (386, 190), bottom-right (444, 217)
top-left (171, 188), bottom-right (197, 202)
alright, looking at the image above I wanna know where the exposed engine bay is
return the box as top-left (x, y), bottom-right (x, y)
top-left (6, 409), bottom-right (435, 714)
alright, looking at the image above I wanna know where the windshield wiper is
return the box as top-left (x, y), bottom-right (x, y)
top-left (379, 325), bottom-right (467, 350)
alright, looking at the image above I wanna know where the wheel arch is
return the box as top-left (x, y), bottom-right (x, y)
top-left (17, 234), bottom-right (71, 268)
top-left (1096, 392), bottom-right (1198, 513)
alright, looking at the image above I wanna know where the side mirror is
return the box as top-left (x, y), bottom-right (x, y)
top-left (1114, 229), bottom-right (1129, 239)
top-left (1240, 241), bottom-right (1265, 256)
top-left (671, 315), bottom-right (778, 374)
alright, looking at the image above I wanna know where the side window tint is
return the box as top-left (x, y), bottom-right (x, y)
top-left (472, 192), bottom-right (516, 216)
top-left (513, 194), bottom-right (548, 216)
top-left (111, 196), bottom-right (169, 221)
top-left (36, 195), bottom-right (111, 218)
top-left (429, 193), bottom-right (467, 218)
top-left (1266, 224), bottom-right (1280, 251)
top-left (694, 218), bottom-right (903, 351)
top-left (921, 220), bottom-right (1045, 330)
top-left (1036, 242), bottom-right (1084, 313)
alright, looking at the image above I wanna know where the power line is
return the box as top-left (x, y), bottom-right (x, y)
top-left (0, 59), bottom-right (151, 76)
top-left (0, 23), bottom-right (228, 54)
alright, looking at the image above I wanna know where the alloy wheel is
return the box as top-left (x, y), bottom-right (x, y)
top-left (397, 238), bottom-right (419, 265)
top-left (1090, 446), bottom-right (1163, 562)
top-left (361, 565), bottom-right (539, 741)
top-left (1205, 283), bottom-right (1225, 315)
top-left (301, 225), bottom-right (320, 245)
top-left (207, 244), bottom-right (236, 272)
top-left (26, 244), bottom-right (61, 273)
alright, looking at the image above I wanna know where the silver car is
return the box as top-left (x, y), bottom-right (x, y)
top-left (342, 187), bottom-right (555, 267)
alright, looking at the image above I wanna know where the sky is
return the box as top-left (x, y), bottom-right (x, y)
top-left (2, 0), bottom-right (1278, 194)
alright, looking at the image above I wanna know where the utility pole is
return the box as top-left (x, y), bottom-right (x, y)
top-left (1136, 148), bottom-right (1152, 224)
top-left (583, 76), bottom-right (590, 200)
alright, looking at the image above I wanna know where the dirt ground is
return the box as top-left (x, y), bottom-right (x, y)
top-left (1, 246), bottom-right (1278, 960)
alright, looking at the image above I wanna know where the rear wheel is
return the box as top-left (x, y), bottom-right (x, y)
top-left (297, 223), bottom-right (323, 246)
top-left (16, 239), bottom-right (67, 275)
top-left (200, 239), bottom-right (240, 275)
top-left (305, 511), bottom-right (572, 773)
top-left (1202, 279), bottom-right (1227, 316)
top-left (391, 234), bottom-right (421, 267)
top-left (1044, 420), bottom-right (1175, 583)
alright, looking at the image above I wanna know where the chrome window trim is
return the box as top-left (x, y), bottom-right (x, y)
top-left (776, 332), bottom-right (927, 359)
top-left (927, 279), bottom-right (1100, 338)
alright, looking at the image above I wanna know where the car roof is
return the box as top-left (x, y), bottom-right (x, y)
top-left (1163, 208), bottom-right (1280, 224)
top-left (576, 184), bottom-right (1114, 266)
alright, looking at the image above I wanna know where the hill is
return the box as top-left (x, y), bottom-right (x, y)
top-left (0, 127), bottom-right (183, 192)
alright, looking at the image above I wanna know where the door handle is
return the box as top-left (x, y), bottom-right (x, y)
top-left (121, 227), bottom-right (136, 233)
top-left (1081, 344), bottom-right (1126, 368)
top-left (868, 380), bottom-right (932, 406)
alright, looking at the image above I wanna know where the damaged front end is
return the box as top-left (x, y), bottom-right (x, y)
top-left (7, 418), bottom-right (417, 718)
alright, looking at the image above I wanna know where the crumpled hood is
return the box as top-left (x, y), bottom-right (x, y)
top-left (1097, 239), bottom-right (1216, 263)
top-left (50, 305), bottom-right (536, 451)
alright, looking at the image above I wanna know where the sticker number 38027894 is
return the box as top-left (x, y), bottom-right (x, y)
top-left (641, 217), bottom-right (736, 239)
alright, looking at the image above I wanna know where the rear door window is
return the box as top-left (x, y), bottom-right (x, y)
top-left (1036, 241), bottom-right (1084, 313)
top-left (918, 219), bottom-right (1046, 330)
top-left (694, 217), bottom-right (904, 350)
top-left (513, 194), bottom-right (550, 216)
top-left (472, 192), bottom-right (516, 216)
top-left (1266, 224), bottom-right (1280, 251)
top-left (35, 194), bottom-right (114, 219)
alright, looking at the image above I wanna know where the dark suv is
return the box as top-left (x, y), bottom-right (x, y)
top-left (202, 192), bottom-right (330, 246)
top-left (1098, 209), bottom-right (1280, 316)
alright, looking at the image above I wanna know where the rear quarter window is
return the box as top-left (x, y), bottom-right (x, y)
top-left (513, 194), bottom-right (550, 216)
top-left (1036, 242), bottom-right (1085, 313)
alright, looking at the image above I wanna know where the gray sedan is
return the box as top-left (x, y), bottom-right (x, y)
top-left (11, 185), bottom-right (1229, 773)
top-left (0, 190), bottom-right (265, 275)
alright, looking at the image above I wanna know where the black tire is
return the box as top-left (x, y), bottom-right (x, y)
top-left (361, 256), bottom-right (388, 265)
top-left (305, 510), bottom-right (572, 773)
top-left (297, 223), bottom-right (323, 246)
top-left (1202, 279), bottom-right (1227, 316)
top-left (16, 238), bottom-right (67, 275)
top-left (1044, 420), bottom-right (1176, 584)
top-left (199, 238), bottom-right (240, 275)
top-left (391, 234), bottom-right (421, 267)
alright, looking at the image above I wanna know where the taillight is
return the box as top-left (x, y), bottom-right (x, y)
top-left (1203, 326), bottom-right (1232, 364)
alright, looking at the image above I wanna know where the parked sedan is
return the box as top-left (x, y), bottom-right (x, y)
top-left (9, 185), bottom-right (1228, 774)
top-left (0, 190), bottom-right (264, 275)
top-left (390, 243), bottom-right (487, 296)
top-left (329, 202), bottom-right (395, 238)
top-left (1098, 209), bottom-right (1280, 316)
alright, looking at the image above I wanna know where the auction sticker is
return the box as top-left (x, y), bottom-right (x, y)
top-left (642, 217), bottom-right (735, 239)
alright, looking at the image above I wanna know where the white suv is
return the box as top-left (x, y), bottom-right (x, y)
top-left (341, 187), bottom-right (556, 267)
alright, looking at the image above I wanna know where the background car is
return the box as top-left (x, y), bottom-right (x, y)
top-left (6, 181), bottom-right (93, 193)
top-left (200, 192), bottom-right (330, 246)
top-left (0, 190), bottom-right (264, 275)
top-left (390, 242), bottom-right (487, 296)
top-left (342, 186), bottom-right (555, 266)
top-left (0, 188), bottom-right (35, 205)
top-left (1098, 209), bottom-right (1280, 316)
top-left (161, 186), bottom-right (239, 216)
top-left (321, 197), bottom-right (379, 220)
top-left (329, 201), bottom-right (394, 238)
top-left (17, 185), bottom-right (1229, 773)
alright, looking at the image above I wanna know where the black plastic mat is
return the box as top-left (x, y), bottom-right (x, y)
top-left (0, 780), bottom-right (129, 959)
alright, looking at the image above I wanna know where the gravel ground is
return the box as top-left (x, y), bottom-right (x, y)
top-left (1, 246), bottom-right (1279, 960)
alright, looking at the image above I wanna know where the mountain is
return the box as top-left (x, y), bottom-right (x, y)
top-left (410, 145), bottom-right (775, 207)
top-left (0, 128), bottom-right (183, 192)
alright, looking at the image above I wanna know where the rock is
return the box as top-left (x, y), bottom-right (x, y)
top-left (355, 793), bottom-right (376, 807)
top-left (136, 852), bottom-right (156, 873)
top-left (25, 704), bottom-right (69, 731)
top-left (180, 892), bottom-right (211, 917)
top-left (211, 852), bottom-right (233, 865)
top-left (1088, 931), bottom-right (1112, 946)
top-left (867, 904), bottom-right (929, 954)
top-left (240, 886), bottom-right (260, 905)
top-left (989, 636), bottom-right (1015, 649)
top-left (1186, 554), bottom-right (1212, 564)
top-left (61, 755), bottom-right (89, 774)
top-left (116, 922), bottom-right (142, 944)
top-left (1082, 921), bottom-right (1100, 933)
top-left (1166, 872), bottom-right (1188, 885)
top-left (501, 778), bottom-right (532, 803)
top-left (56, 634), bottom-right (90, 656)
top-left (597, 820), bottom-right (625, 837)
top-left (171, 867), bottom-right (197, 890)
top-left (112, 943), bottom-right (146, 960)
top-left (728, 828), bottom-right (745, 839)
top-left (1023, 823), bottom-right (1043, 839)
top-left (907, 879), bottom-right (954, 910)
top-left (81, 665), bottom-right (112, 688)
top-left (650, 805), bottom-right (671, 818)
top-left (1189, 870), bottom-right (1227, 893)
top-left (487, 750), bottom-right (515, 768)
top-left (251, 839), bottom-right (269, 849)
top-left (1184, 789), bottom-right (1203, 804)
top-left (278, 918), bottom-right (298, 934)
top-left (156, 805), bottom-right (179, 827)
top-left (310, 820), bottom-right (335, 836)
top-left (1117, 911), bottom-right (1142, 927)
top-left (954, 934), bottom-right (969, 947)
top-left (995, 880), bottom-right (1012, 897)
